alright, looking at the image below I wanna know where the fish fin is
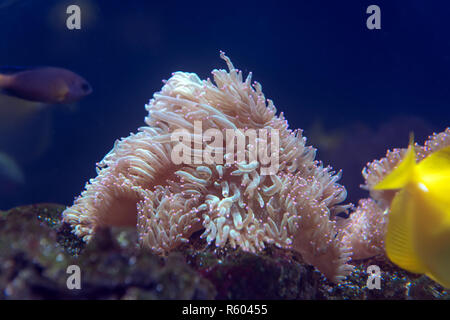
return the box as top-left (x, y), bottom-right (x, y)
top-left (416, 146), bottom-right (450, 213)
top-left (385, 189), bottom-right (426, 274)
top-left (373, 134), bottom-right (416, 191)
top-left (417, 146), bottom-right (450, 178)
top-left (426, 271), bottom-right (450, 289)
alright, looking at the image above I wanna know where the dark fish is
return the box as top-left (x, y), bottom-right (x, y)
top-left (0, 67), bottom-right (92, 104)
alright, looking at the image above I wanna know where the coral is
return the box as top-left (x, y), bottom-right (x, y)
top-left (343, 128), bottom-right (450, 260)
top-left (339, 198), bottom-right (387, 260)
top-left (63, 52), bottom-right (353, 282)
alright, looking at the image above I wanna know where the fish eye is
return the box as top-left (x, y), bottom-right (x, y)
top-left (81, 82), bottom-right (91, 92)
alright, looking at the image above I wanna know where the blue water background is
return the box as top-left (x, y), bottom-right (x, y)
top-left (0, 0), bottom-right (448, 209)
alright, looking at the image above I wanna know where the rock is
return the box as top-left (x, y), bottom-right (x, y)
top-left (0, 204), bottom-right (215, 299)
top-left (0, 203), bottom-right (448, 299)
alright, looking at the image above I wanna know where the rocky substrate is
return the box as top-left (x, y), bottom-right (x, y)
top-left (0, 204), bottom-right (448, 300)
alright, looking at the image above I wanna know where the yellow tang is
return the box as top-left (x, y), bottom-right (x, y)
top-left (374, 136), bottom-right (450, 288)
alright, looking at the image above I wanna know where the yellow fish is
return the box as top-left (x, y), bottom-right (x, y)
top-left (374, 136), bottom-right (450, 288)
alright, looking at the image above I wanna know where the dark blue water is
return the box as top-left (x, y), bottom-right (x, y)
top-left (0, 0), bottom-right (449, 209)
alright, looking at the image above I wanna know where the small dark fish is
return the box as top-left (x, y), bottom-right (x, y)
top-left (0, 67), bottom-right (92, 104)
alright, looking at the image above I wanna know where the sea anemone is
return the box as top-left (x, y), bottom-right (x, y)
top-left (63, 52), bottom-right (353, 282)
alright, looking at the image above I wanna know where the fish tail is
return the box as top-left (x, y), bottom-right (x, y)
top-left (0, 73), bottom-right (12, 88)
top-left (373, 133), bottom-right (417, 191)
